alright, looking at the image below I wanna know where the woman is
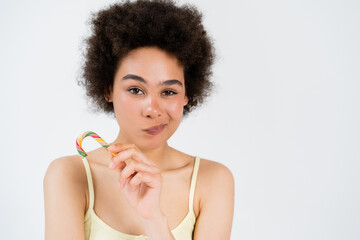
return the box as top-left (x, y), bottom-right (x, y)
top-left (43, 0), bottom-right (234, 239)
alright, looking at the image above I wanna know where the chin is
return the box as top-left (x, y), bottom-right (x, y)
top-left (137, 131), bottom-right (173, 151)
top-left (135, 139), bottom-right (164, 152)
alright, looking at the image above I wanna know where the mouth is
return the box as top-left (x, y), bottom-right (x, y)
top-left (143, 124), bottom-right (167, 135)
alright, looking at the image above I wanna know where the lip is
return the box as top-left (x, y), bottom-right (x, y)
top-left (143, 124), bottom-right (166, 135)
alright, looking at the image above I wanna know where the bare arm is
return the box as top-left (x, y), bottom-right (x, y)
top-left (43, 157), bottom-right (86, 240)
top-left (193, 161), bottom-right (235, 239)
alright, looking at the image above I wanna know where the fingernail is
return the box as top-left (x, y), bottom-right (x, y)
top-left (109, 162), bottom-right (114, 169)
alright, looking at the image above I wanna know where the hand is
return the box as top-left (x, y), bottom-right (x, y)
top-left (107, 143), bottom-right (163, 221)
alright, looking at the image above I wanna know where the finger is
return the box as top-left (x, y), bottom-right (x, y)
top-left (117, 161), bottom-right (126, 172)
top-left (107, 144), bottom-right (135, 168)
top-left (107, 143), bottom-right (137, 154)
top-left (119, 159), bottom-right (160, 182)
top-left (119, 172), bottom-right (135, 189)
top-left (126, 172), bottom-right (142, 191)
top-left (109, 157), bottom-right (127, 170)
top-left (115, 162), bottom-right (126, 185)
top-left (108, 143), bottom-right (157, 167)
top-left (109, 147), bottom-right (155, 169)
top-left (127, 172), bottom-right (161, 189)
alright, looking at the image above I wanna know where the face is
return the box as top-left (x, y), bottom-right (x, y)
top-left (108, 47), bottom-right (188, 151)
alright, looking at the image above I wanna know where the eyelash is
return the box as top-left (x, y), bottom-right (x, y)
top-left (127, 87), bottom-right (178, 96)
top-left (162, 89), bottom-right (178, 96)
top-left (128, 87), bottom-right (144, 95)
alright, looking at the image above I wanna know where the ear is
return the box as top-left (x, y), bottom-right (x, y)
top-left (105, 95), bottom-right (112, 102)
top-left (105, 87), bottom-right (113, 102)
top-left (184, 95), bottom-right (189, 106)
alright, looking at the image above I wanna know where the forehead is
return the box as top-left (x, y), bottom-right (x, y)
top-left (115, 47), bottom-right (185, 84)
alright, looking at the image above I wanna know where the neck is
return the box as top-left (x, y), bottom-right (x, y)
top-left (142, 143), bottom-right (171, 169)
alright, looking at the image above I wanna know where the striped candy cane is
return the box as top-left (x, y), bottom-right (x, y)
top-left (76, 131), bottom-right (116, 157)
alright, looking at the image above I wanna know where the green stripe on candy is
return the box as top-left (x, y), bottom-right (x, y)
top-left (85, 131), bottom-right (95, 138)
top-left (77, 149), bottom-right (88, 158)
top-left (76, 131), bottom-right (112, 158)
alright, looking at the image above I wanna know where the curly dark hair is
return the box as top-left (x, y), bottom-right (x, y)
top-left (78, 0), bottom-right (216, 117)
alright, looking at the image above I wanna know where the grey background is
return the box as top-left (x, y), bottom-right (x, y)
top-left (0, 0), bottom-right (359, 239)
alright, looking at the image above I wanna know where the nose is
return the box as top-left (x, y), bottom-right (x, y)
top-left (142, 96), bottom-right (162, 119)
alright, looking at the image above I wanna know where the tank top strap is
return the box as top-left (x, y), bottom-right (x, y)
top-left (188, 156), bottom-right (200, 212)
top-left (81, 157), bottom-right (95, 210)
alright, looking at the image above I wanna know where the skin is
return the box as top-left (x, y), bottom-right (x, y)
top-left (43, 47), bottom-right (235, 239)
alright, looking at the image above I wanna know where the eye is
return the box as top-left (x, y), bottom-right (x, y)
top-left (162, 89), bottom-right (178, 96)
top-left (128, 87), bottom-right (144, 95)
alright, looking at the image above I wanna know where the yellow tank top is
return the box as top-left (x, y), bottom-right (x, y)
top-left (81, 156), bottom-right (200, 240)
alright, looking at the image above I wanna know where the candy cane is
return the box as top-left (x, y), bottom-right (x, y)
top-left (76, 131), bottom-right (116, 157)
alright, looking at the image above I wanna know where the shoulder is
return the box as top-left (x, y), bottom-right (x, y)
top-left (197, 158), bottom-right (234, 191)
top-left (44, 155), bottom-right (86, 184)
top-left (196, 157), bottom-right (234, 209)
top-left (43, 155), bottom-right (87, 197)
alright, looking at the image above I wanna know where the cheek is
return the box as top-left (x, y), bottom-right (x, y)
top-left (165, 98), bottom-right (185, 119)
top-left (114, 93), bottom-right (139, 119)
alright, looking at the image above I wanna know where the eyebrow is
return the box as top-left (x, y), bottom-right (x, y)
top-left (122, 74), bottom-right (183, 87)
